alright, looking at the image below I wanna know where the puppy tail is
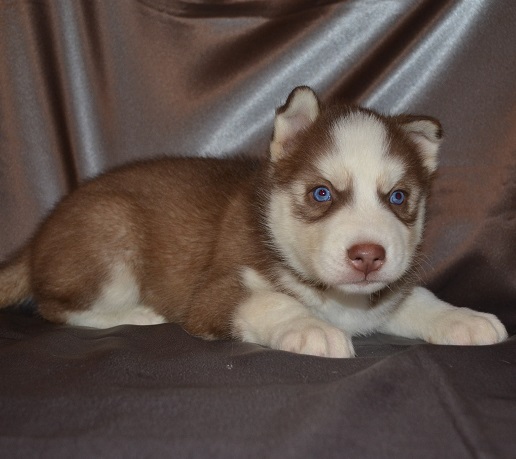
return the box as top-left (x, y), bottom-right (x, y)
top-left (0, 246), bottom-right (32, 308)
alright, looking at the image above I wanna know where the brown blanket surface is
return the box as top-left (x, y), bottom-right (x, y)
top-left (1, 308), bottom-right (515, 458)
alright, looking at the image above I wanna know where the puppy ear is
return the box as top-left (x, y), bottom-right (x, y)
top-left (396, 115), bottom-right (443, 173)
top-left (270, 86), bottom-right (320, 162)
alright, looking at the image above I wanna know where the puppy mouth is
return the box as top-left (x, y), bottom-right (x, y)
top-left (350, 279), bottom-right (380, 285)
top-left (317, 254), bottom-right (404, 293)
top-left (341, 272), bottom-right (389, 286)
top-left (349, 277), bottom-right (388, 287)
top-left (350, 271), bottom-right (393, 283)
top-left (334, 282), bottom-right (385, 296)
top-left (332, 274), bottom-right (392, 294)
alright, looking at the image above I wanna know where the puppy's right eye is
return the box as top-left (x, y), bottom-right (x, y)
top-left (389, 190), bottom-right (406, 205)
top-left (312, 186), bottom-right (332, 202)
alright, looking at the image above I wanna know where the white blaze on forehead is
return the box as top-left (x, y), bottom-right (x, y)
top-left (316, 112), bottom-right (406, 195)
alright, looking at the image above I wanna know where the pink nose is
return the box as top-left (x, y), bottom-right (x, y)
top-left (347, 244), bottom-right (386, 275)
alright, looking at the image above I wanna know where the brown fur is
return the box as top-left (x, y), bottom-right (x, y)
top-left (0, 157), bottom-right (278, 338)
top-left (0, 248), bottom-right (31, 305)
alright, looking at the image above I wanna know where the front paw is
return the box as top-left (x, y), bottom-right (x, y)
top-left (273, 318), bottom-right (354, 358)
top-left (427, 307), bottom-right (508, 346)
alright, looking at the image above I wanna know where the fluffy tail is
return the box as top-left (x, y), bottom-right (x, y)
top-left (0, 246), bottom-right (32, 307)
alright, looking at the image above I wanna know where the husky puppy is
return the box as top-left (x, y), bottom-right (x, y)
top-left (0, 87), bottom-right (507, 357)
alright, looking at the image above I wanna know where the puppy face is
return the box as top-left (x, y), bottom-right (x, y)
top-left (267, 87), bottom-right (441, 295)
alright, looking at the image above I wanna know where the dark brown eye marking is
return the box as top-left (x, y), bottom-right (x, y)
top-left (292, 181), bottom-right (352, 223)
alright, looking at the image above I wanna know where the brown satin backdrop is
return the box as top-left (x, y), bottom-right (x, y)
top-left (1, 1), bottom-right (515, 458)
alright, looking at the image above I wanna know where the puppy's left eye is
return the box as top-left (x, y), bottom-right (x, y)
top-left (389, 190), bottom-right (405, 205)
top-left (312, 186), bottom-right (332, 202)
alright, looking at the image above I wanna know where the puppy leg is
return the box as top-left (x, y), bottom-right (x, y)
top-left (233, 291), bottom-right (354, 358)
top-left (380, 286), bottom-right (508, 345)
top-left (38, 262), bottom-right (166, 329)
top-left (64, 304), bottom-right (166, 328)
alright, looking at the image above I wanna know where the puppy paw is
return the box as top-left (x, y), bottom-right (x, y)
top-left (426, 307), bottom-right (508, 346)
top-left (274, 318), bottom-right (354, 358)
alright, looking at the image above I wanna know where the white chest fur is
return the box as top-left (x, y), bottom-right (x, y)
top-left (276, 268), bottom-right (402, 335)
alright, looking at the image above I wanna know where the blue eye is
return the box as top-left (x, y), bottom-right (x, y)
top-left (312, 186), bottom-right (332, 202)
top-left (389, 190), bottom-right (405, 205)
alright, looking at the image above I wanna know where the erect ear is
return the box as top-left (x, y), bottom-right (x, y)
top-left (396, 115), bottom-right (443, 173)
top-left (270, 86), bottom-right (320, 162)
